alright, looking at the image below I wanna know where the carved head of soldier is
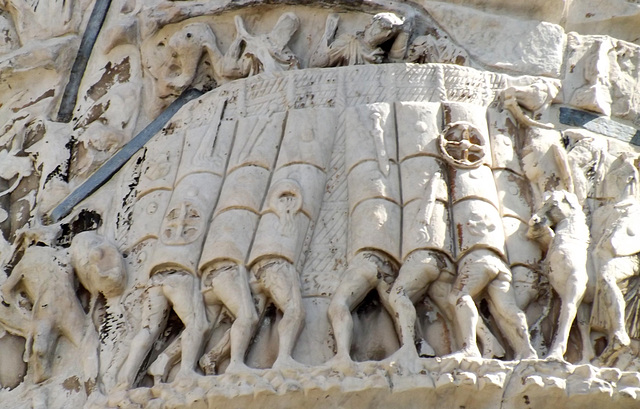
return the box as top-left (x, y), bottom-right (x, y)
top-left (70, 231), bottom-right (126, 299)
top-left (363, 13), bottom-right (404, 47)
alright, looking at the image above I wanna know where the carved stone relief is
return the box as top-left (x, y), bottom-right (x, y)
top-left (2, 1), bottom-right (640, 409)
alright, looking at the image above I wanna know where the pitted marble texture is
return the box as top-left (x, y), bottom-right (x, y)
top-left (2, 2), bottom-right (640, 409)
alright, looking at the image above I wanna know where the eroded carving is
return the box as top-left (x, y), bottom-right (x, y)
top-left (590, 153), bottom-right (640, 365)
top-left (0, 243), bottom-right (98, 384)
top-left (3, 3), bottom-right (640, 408)
top-left (310, 13), bottom-right (405, 68)
top-left (115, 270), bottom-right (208, 388)
top-left (327, 103), bottom-right (401, 371)
top-left (528, 190), bottom-right (589, 360)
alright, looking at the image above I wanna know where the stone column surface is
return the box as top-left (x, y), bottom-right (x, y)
top-left (1, 1), bottom-right (640, 408)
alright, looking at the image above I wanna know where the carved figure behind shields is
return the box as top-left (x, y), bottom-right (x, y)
top-left (590, 154), bottom-right (640, 365)
top-left (327, 103), bottom-right (402, 372)
top-left (247, 179), bottom-right (307, 369)
top-left (528, 190), bottom-right (589, 361)
top-left (440, 115), bottom-right (536, 361)
top-left (501, 79), bottom-right (572, 206)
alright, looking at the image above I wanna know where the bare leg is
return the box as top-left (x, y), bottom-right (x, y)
top-left (603, 272), bottom-right (631, 347)
top-left (57, 295), bottom-right (99, 383)
top-left (199, 328), bottom-right (231, 375)
top-left (327, 254), bottom-right (378, 366)
top-left (430, 279), bottom-right (504, 358)
top-left (31, 319), bottom-right (56, 383)
top-left (207, 266), bottom-right (259, 373)
top-left (260, 260), bottom-right (305, 368)
top-left (448, 253), bottom-right (496, 358)
top-left (487, 272), bottom-right (537, 360)
top-left (116, 286), bottom-right (169, 389)
top-left (149, 336), bottom-right (183, 383)
top-left (388, 251), bottom-right (441, 361)
top-left (547, 283), bottom-right (585, 360)
top-left (577, 302), bottom-right (595, 363)
top-left (163, 274), bottom-right (209, 380)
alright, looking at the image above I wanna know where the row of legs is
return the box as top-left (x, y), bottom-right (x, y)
top-left (113, 251), bottom-right (636, 390)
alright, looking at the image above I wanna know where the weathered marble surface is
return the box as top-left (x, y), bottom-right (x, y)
top-left (1, 1), bottom-right (640, 409)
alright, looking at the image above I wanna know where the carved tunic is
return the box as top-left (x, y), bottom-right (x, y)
top-left (327, 34), bottom-right (384, 66)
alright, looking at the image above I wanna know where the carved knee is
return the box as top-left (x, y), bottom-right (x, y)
top-left (248, 309), bottom-right (260, 328)
top-left (327, 297), bottom-right (349, 321)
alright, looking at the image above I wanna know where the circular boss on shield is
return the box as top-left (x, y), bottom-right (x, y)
top-left (439, 121), bottom-right (486, 169)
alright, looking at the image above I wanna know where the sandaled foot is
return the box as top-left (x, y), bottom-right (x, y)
top-left (385, 344), bottom-right (423, 373)
top-left (514, 346), bottom-right (538, 361)
top-left (273, 356), bottom-right (306, 371)
top-left (324, 355), bottom-right (358, 376)
top-left (544, 351), bottom-right (567, 362)
top-left (446, 346), bottom-right (482, 360)
top-left (173, 368), bottom-right (200, 386)
top-left (225, 360), bottom-right (252, 374)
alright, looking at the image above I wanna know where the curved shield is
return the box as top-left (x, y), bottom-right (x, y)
top-left (345, 103), bottom-right (397, 173)
top-left (452, 199), bottom-right (507, 260)
top-left (449, 165), bottom-right (500, 209)
top-left (199, 208), bottom-right (260, 271)
top-left (349, 198), bottom-right (401, 264)
top-left (396, 101), bottom-right (442, 161)
top-left (347, 161), bottom-right (401, 213)
top-left (215, 166), bottom-right (271, 215)
top-left (248, 178), bottom-right (311, 267)
top-left (150, 172), bottom-right (222, 275)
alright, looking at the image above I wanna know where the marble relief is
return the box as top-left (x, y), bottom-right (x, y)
top-left (1, 1), bottom-right (640, 409)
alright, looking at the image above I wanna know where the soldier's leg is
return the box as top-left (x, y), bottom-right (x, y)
top-left (148, 335), bottom-right (184, 382)
top-left (598, 257), bottom-right (637, 362)
top-left (486, 262), bottom-right (537, 360)
top-left (547, 271), bottom-right (587, 360)
top-left (388, 250), bottom-right (442, 359)
top-left (117, 285), bottom-right (169, 388)
top-left (54, 290), bottom-right (100, 382)
top-left (163, 272), bottom-right (209, 379)
top-left (448, 252), bottom-right (494, 358)
top-left (259, 260), bottom-right (305, 368)
top-left (327, 253), bottom-right (379, 363)
top-left (428, 270), bottom-right (504, 358)
top-left (606, 258), bottom-right (635, 344)
top-left (577, 302), bottom-right (595, 363)
top-left (30, 318), bottom-right (56, 383)
top-left (199, 327), bottom-right (231, 375)
top-left (206, 265), bottom-right (259, 373)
